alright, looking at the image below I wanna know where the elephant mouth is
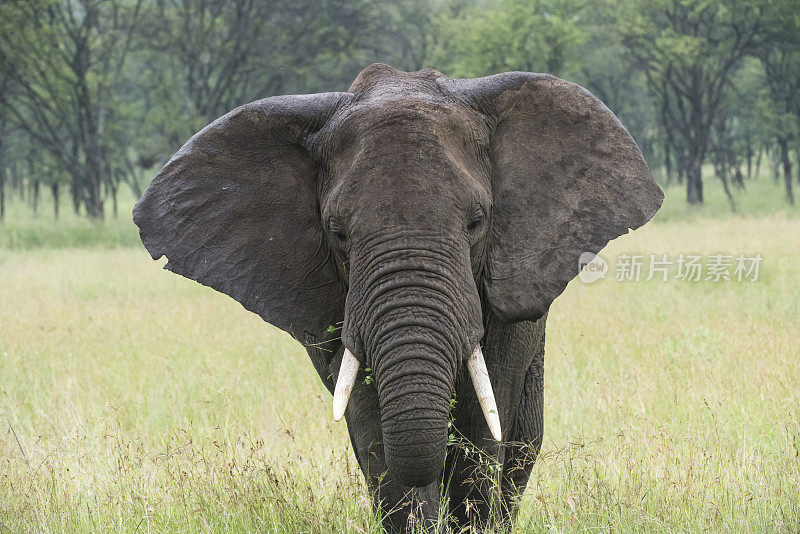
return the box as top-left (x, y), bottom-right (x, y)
top-left (333, 345), bottom-right (501, 441)
top-left (332, 345), bottom-right (501, 485)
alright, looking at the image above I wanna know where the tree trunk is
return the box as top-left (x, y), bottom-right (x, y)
top-left (754, 148), bottom-right (763, 180)
top-left (778, 137), bottom-right (794, 205)
top-left (71, 181), bottom-right (81, 215)
top-left (664, 145), bottom-right (673, 184)
top-left (110, 180), bottom-right (118, 218)
top-left (11, 162), bottom-right (22, 200)
top-left (772, 148), bottom-right (780, 183)
top-left (52, 183), bottom-right (60, 219)
top-left (729, 149), bottom-right (744, 190)
top-left (675, 150), bottom-right (686, 184)
top-left (32, 179), bottom-right (40, 215)
top-left (733, 167), bottom-right (744, 190)
top-left (712, 154), bottom-right (736, 211)
top-left (0, 126), bottom-right (4, 221)
top-left (796, 146), bottom-right (800, 184)
top-left (0, 134), bottom-right (4, 222)
top-left (745, 145), bottom-right (753, 180)
top-left (719, 167), bottom-right (736, 211)
top-left (664, 144), bottom-right (673, 184)
top-left (84, 156), bottom-right (104, 219)
top-left (686, 155), bottom-right (704, 204)
top-left (0, 166), bottom-right (5, 222)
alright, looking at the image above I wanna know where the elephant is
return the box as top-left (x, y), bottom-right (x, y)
top-left (132, 63), bottom-right (663, 532)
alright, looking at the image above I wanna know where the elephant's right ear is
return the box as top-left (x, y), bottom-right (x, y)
top-left (133, 92), bottom-right (351, 342)
top-left (441, 73), bottom-right (663, 323)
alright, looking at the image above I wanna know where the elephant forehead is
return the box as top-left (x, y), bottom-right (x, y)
top-left (314, 67), bottom-right (493, 217)
top-left (348, 62), bottom-right (445, 98)
top-left (320, 101), bottom-right (489, 199)
top-left (318, 90), bottom-right (486, 167)
top-left (327, 68), bottom-right (473, 137)
top-left (329, 93), bottom-right (458, 134)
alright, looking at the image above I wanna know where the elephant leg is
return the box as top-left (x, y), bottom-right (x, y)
top-left (442, 418), bottom-right (504, 530)
top-left (500, 336), bottom-right (545, 522)
top-left (334, 353), bottom-right (440, 533)
top-left (445, 315), bottom-right (546, 531)
top-left (444, 362), bottom-right (506, 528)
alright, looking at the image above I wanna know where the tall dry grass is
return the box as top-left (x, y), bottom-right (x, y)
top-left (1, 179), bottom-right (798, 531)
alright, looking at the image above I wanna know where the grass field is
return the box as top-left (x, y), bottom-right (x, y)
top-left (1, 173), bottom-right (799, 532)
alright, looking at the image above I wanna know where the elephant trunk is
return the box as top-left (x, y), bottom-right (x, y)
top-left (377, 340), bottom-right (453, 487)
top-left (344, 233), bottom-right (482, 487)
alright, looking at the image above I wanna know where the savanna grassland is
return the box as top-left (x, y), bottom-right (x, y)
top-left (1, 176), bottom-right (799, 533)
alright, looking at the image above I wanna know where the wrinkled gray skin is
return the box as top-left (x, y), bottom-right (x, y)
top-left (133, 63), bottom-right (663, 532)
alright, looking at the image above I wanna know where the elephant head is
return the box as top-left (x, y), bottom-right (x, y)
top-left (133, 63), bottom-right (662, 488)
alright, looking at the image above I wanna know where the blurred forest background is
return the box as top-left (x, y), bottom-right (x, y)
top-left (0, 0), bottom-right (799, 223)
top-left (3, 3), bottom-right (800, 531)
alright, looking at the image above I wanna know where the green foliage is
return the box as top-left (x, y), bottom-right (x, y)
top-left (618, 0), bottom-right (779, 204)
top-left (0, 0), bottom-right (147, 218)
top-left (432, 0), bottom-right (586, 78)
top-left (1, 0), bottom-right (799, 220)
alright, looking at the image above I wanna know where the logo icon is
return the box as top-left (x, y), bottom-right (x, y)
top-left (578, 252), bottom-right (608, 284)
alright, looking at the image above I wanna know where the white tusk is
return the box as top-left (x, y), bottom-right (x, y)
top-left (333, 348), bottom-right (360, 421)
top-left (467, 346), bottom-right (502, 441)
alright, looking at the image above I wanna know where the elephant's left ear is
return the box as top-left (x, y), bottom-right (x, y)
top-left (133, 92), bottom-right (351, 342)
top-left (440, 73), bottom-right (663, 323)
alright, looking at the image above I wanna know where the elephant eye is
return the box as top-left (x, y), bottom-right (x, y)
top-left (329, 219), bottom-right (347, 241)
top-left (467, 207), bottom-right (485, 232)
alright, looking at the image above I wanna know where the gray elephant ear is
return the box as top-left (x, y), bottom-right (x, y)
top-left (441, 73), bottom-right (663, 323)
top-left (133, 92), bottom-right (351, 341)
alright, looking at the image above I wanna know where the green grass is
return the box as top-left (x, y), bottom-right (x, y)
top-left (1, 171), bottom-right (799, 532)
top-left (0, 193), bottom-right (140, 249)
top-left (655, 171), bottom-right (800, 222)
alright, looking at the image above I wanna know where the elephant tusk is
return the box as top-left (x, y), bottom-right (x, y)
top-left (467, 346), bottom-right (502, 441)
top-left (333, 348), bottom-right (360, 421)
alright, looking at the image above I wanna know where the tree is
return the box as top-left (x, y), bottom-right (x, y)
top-left (757, 6), bottom-right (800, 204)
top-left (622, 0), bottom-right (768, 204)
top-left (432, 0), bottom-right (586, 78)
top-left (0, 69), bottom-right (9, 221)
top-left (573, 2), bottom-right (657, 171)
top-left (0, 0), bottom-right (143, 218)
top-left (144, 0), bottom-right (291, 120)
top-left (1, 0), bottom-right (799, 217)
